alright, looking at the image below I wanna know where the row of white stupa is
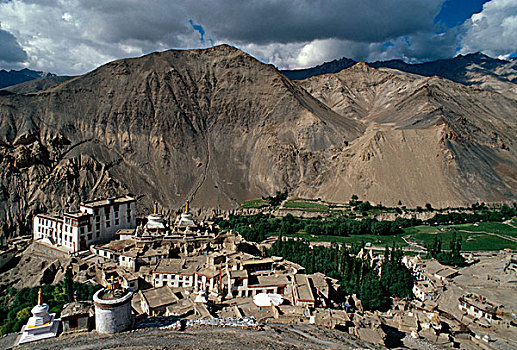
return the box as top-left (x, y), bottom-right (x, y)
top-left (144, 200), bottom-right (196, 231)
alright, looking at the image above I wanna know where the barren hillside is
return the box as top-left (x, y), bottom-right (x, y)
top-left (0, 45), bottom-right (362, 237)
top-left (0, 46), bottom-right (516, 239)
top-left (298, 63), bottom-right (517, 207)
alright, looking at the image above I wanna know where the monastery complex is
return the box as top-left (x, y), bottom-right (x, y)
top-left (16, 196), bottom-right (516, 349)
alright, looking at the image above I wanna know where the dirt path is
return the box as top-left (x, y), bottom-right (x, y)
top-left (455, 229), bottom-right (517, 243)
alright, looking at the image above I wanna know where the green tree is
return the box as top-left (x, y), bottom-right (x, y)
top-left (63, 267), bottom-right (73, 302)
top-left (357, 201), bottom-right (372, 213)
top-left (359, 272), bottom-right (388, 311)
top-left (16, 307), bottom-right (31, 321)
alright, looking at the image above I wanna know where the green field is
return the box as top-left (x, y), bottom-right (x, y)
top-left (403, 222), bottom-right (517, 251)
top-left (282, 200), bottom-right (329, 212)
top-left (265, 221), bottom-right (517, 251)
top-left (268, 232), bottom-right (407, 247)
top-left (241, 199), bottom-right (269, 209)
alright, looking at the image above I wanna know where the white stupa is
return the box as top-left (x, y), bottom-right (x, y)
top-left (194, 290), bottom-right (208, 303)
top-left (144, 201), bottom-right (166, 231)
top-left (176, 200), bottom-right (196, 228)
top-left (18, 289), bottom-right (59, 345)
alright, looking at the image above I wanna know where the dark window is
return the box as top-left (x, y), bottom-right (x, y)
top-left (115, 219), bottom-right (119, 226)
top-left (106, 221), bottom-right (110, 228)
top-left (68, 318), bottom-right (78, 328)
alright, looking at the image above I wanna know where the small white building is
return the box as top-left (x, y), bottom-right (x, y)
top-left (412, 281), bottom-right (436, 301)
top-left (458, 294), bottom-right (498, 322)
top-left (152, 258), bottom-right (219, 293)
top-left (33, 195), bottom-right (136, 252)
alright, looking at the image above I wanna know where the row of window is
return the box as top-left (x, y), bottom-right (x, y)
top-left (92, 204), bottom-right (127, 216)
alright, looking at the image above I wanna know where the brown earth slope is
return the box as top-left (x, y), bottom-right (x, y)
top-left (298, 63), bottom-right (517, 207)
top-left (0, 45), bottom-right (363, 237)
top-left (0, 46), bottom-right (516, 238)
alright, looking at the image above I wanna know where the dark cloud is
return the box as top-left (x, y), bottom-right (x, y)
top-left (0, 27), bottom-right (27, 67)
top-left (0, 0), bottom-right (515, 74)
top-left (185, 0), bottom-right (444, 44)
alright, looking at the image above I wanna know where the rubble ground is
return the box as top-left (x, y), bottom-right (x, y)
top-left (13, 324), bottom-right (376, 350)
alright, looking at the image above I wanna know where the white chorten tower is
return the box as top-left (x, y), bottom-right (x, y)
top-left (18, 289), bottom-right (60, 345)
top-left (176, 200), bottom-right (196, 228)
top-left (144, 201), bottom-right (166, 231)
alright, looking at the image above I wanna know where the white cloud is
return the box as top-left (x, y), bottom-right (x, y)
top-left (459, 0), bottom-right (517, 57)
top-left (0, 0), bottom-right (197, 74)
top-left (0, 0), bottom-right (514, 75)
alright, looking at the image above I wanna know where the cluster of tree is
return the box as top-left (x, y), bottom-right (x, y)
top-left (425, 231), bottom-right (466, 267)
top-left (348, 195), bottom-right (375, 214)
top-left (305, 216), bottom-right (420, 237)
top-left (268, 239), bottom-right (413, 311)
top-left (425, 205), bottom-right (516, 226)
top-left (0, 269), bottom-right (101, 336)
top-left (262, 190), bottom-right (288, 207)
top-left (215, 213), bottom-right (421, 242)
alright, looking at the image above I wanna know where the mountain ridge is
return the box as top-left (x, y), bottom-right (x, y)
top-left (0, 45), bottom-right (363, 237)
top-left (282, 52), bottom-right (517, 95)
top-left (0, 68), bottom-right (57, 90)
top-left (0, 45), bottom-right (515, 239)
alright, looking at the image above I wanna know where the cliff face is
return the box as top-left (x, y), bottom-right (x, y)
top-left (0, 45), bottom-right (516, 239)
top-left (0, 45), bottom-right (363, 238)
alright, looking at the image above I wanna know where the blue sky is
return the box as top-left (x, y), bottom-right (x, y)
top-left (436, 0), bottom-right (490, 27)
top-left (0, 0), bottom-right (515, 74)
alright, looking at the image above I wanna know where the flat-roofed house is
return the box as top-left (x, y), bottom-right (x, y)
top-left (140, 286), bottom-right (181, 316)
top-left (292, 274), bottom-right (315, 308)
top-left (60, 301), bottom-right (94, 333)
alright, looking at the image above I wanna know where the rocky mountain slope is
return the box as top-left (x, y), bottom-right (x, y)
top-left (0, 45), bottom-right (515, 239)
top-left (282, 53), bottom-right (517, 95)
top-left (1, 75), bottom-right (73, 94)
top-left (0, 45), bottom-right (363, 238)
top-left (0, 68), bottom-right (57, 89)
top-left (298, 63), bottom-right (517, 206)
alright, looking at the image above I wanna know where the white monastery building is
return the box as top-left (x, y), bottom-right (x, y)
top-left (33, 195), bottom-right (136, 252)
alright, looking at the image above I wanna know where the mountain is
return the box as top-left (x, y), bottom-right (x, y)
top-left (0, 68), bottom-right (57, 89)
top-left (369, 53), bottom-right (517, 94)
top-left (282, 53), bottom-right (517, 94)
top-left (1, 76), bottom-right (74, 94)
top-left (0, 45), bottom-right (515, 239)
top-left (0, 44), bottom-right (362, 237)
top-left (281, 57), bottom-right (357, 80)
top-left (298, 62), bottom-right (517, 206)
